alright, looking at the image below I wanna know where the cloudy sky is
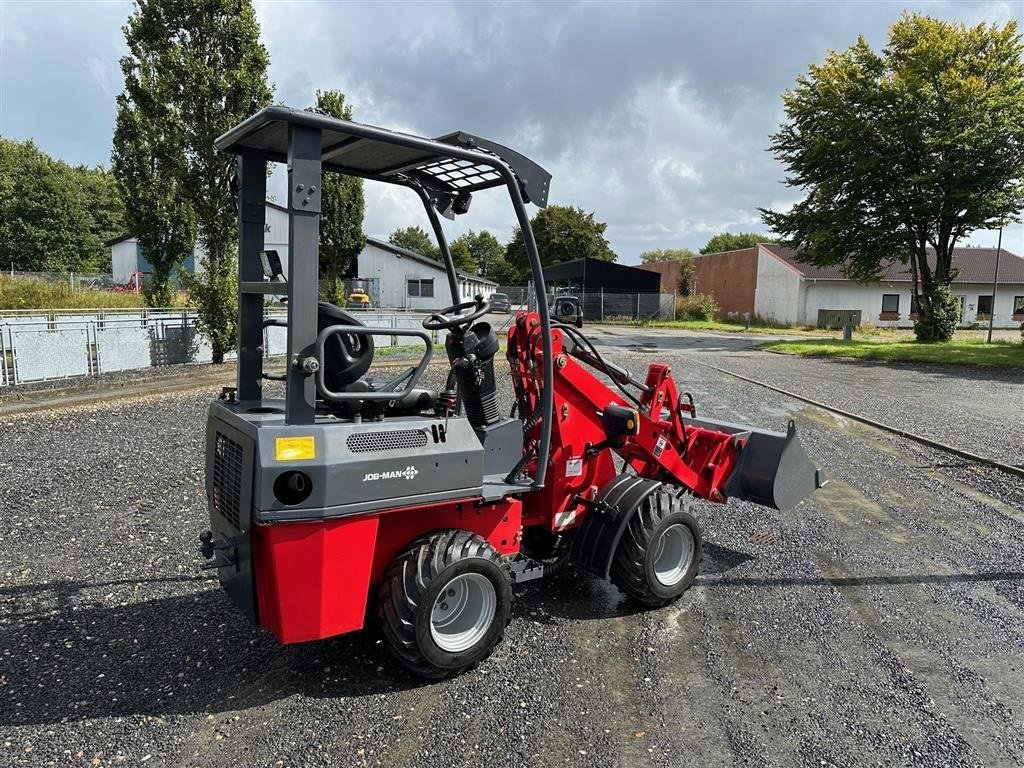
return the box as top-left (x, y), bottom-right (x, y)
top-left (2, 0), bottom-right (1021, 262)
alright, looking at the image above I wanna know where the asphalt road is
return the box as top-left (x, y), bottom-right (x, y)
top-left (1, 337), bottom-right (1023, 768)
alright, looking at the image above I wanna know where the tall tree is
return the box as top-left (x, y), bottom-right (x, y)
top-left (506, 205), bottom-right (615, 274)
top-left (452, 230), bottom-right (504, 277)
top-left (762, 13), bottom-right (1024, 341)
top-left (114, 0), bottom-right (273, 357)
top-left (389, 225), bottom-right (440, 260)
top-left (640, 247), bottom-right (697, 295)
top-left (313, 90), bottom-right (365, 303)
top-left (449, 240), bottom-right (478, 274)
top-left (699, 232), bottom-right (771, 254)
top-left (112, 12), bottom-right (196, 307)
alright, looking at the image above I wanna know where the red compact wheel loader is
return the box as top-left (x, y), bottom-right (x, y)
top-left (199, 106), bottom-right (823, 678)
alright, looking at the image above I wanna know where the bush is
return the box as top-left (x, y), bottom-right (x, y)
top-left (181, 259), bottom-right (237, 364)
top-left (913, 285), bottom-right (960, 341)
top-left (675, 293), bottom-right (719, 321)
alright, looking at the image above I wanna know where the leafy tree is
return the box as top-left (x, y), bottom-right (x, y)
top-left (449, 240), bottom-right (478, 274)
top-left (451, 230), bottom-right (504, 277)
top-left (115, 0), bottom-right (273, 357)
top-left (699, 233), bottom-right (770, 254)
top-left (314, 90), bottom-right (365, 303)
top-left (761, 13), bottom-right (1024, 341)
top-left (389, 225), bottom-right (440, 260)
top-left (0, 139), bottom-right (124, 274)
top-left (640, 247), bottom-right (697, 295)
top-left (72, 164), bottom-right (125, 273)
top-left (486, 255), bottom-right (522, 286)
top-left (506, 205), bottom-right (615, 274)
top-left (112, 14), bottom-right (196, 307)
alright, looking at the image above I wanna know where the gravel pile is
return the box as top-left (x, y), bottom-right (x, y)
top-left (1, 348), bottom-right (1022, 767)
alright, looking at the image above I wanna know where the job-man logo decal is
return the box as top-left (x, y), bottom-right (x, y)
top-left (362, 465), bottom-right (419, 482)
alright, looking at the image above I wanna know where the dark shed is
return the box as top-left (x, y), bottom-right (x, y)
top-left (542, 258), bottom-right (662, 293)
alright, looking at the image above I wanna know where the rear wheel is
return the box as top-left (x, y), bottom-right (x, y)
top-left (378, 530), bottom-right (512, 678)
top-left (610, 493), bottom-right (701, 606)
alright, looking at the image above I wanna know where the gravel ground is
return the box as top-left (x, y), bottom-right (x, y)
top-left (587, 325), bottom-right (1024, 467)
top-left (1, 348), bottom-right (1023, 768)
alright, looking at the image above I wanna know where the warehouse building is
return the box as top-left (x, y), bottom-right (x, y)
top-left (350, 238), bottom-right (497, 310)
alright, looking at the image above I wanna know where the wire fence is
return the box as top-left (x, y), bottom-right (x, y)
top-left (492, 286), bottom-right (677, 322)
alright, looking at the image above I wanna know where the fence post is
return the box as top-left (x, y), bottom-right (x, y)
top-left (636, 293), bottom-right (640, 320)
top-left (600, 288), bottom-right (604, 322)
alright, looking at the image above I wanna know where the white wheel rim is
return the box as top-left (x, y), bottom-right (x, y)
top-left (429, 572), bottom-right (497, 653)
top-left (653, 524), bottom-right (694, 587)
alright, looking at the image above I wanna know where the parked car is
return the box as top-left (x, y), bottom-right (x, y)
top-left (347, 292), bottom-right (372, 310)
top-left (554, 296), bottom-right (583, 328)
top-left (489, 292), bottom-right (512, 313)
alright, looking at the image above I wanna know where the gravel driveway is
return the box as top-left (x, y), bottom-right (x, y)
top-left (1, 348), bottom-right (1022, 768)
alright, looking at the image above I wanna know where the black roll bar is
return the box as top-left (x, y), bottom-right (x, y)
top-left (221, 108), bottom-right (554, 488)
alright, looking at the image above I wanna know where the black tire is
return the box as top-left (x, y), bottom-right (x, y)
top-left (575, 318), bottom-right (583, 328)
top-left (610, 493), bottom-right (701, 607)
top-left (377, 530), bottom-right (512, 679)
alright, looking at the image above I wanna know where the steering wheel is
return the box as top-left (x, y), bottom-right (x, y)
top-left (422, 296), bottom-right (491, 331)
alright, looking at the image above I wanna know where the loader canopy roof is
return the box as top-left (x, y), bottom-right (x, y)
top-left (215, 106), bottom-right (551, 207)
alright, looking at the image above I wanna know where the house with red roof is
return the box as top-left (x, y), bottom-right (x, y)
top-left (693, 243), bottom-right (1024, 329)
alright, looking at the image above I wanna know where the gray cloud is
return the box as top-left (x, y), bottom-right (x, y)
top-left (2, 0), bottom-right (1020, 260)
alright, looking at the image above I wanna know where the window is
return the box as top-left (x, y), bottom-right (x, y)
top-left (1014, 296), bottom-right (1024, 317)
top-left (881, 294), bottom-right (900, 314)
top-left (977, 294), bottom-right (993, 315)
top-left (407, 279), bottom-right (434, 298)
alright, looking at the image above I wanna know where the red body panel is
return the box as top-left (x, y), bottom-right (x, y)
top-left (253, 497), bottom-right (521, 643)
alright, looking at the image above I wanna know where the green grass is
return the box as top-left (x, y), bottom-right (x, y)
top-left (760, 338), bottom-right (1024, 368)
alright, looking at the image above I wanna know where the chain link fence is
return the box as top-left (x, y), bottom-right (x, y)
top-left (492, 286), bottom-right (676, 322)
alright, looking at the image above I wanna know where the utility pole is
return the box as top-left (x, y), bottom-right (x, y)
top-left (987, 225), bottom-right (1003, 344)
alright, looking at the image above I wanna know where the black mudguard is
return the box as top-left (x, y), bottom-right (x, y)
top-left (571, 474), bottom-right (664, 580)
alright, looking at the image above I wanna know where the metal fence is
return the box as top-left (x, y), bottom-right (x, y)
top-left (0, 309), bottom-right (448, 388)
top-left (492, 286), bottom-right (676, 322)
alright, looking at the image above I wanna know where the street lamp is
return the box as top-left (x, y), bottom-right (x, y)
top-left (987, 223), bottom-right (1003, 344)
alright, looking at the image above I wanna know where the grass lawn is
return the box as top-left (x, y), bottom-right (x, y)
top-left (646, 319), bottom-right (828, 335)
top-left (760, 338), bottom-right (1024, 368)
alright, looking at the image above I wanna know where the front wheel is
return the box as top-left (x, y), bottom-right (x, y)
top-left (377, 530), bottom-right (512, 678)
top-left (610, 494), bottom-right (701, 607)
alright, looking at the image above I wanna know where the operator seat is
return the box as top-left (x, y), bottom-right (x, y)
top-left (317, 301), bottom-right (437, 417)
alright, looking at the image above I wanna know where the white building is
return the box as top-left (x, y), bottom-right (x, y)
top-left (697, 243), bottom-right (1024, 329)
top-left (109, 202), bottom-right (291, 284)
top-left (354, 238), bottom-right (497, 310)
top-left (108, 203), bottom-right (497, 309)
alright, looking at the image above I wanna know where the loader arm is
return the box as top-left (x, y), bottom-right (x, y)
top-left (507, 315), bottom-right (822, 512)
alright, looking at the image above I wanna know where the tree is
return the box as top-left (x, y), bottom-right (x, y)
top-left (314, 90), bottom-right (365, 303)
top-left (699, 233), bottom-right (771, 254)
top-left (506, 205), bottom-right (615, 274)
top-left (115, 0), bottom-right (273, 357)
top-left (1, 139), bottom-right (125, 274)
top-left (389, 225), bottom-right (440, 260)
top-left (640, 248), bottom-right (697, 295)
top-left (451, 230), bottom-right (504, 278)
top-left (112, 10), bottom-right (197, 307)
top-left (486, 256), bottom-right (522, 286)
top-left (449, 240), bottom-right (478, 274)
top-left (761, 13), bottom-right (1024, 341)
